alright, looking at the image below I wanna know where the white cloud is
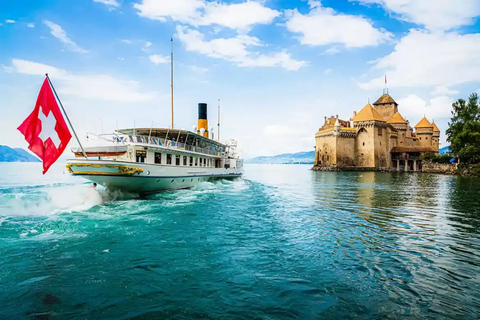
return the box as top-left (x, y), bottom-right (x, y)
top-left (93, 0), bottom-right (120, 7)
top-left (431, 86), bottom-right (459, 96)
top-left (397, 94), bottom-right (453, 120)
top-left (359, 30), bottom-right (480, 90)
top-left (324, 46), bottom-right (340, 55)
top-left (134, 0), bottom-right (279, 31)
top-left (121, 39), bottom-right (132, 44)
top-left (5, 19), bottom-right (15, 24)
top-left (197, 1), bottom-right (279, 31)
top-left (149, 54), bottom-right (169, 65)
top-left (43, 20), bottom-right (88, 54)
top-left (27, 23), bottom-right (35, 28)
top-left (285, 1), bottom-right (392, 48)
top-left (10, 59), bottom-right (156, 103)
top-left (176, 26), bottom-right (306, 71)
top-left (141, 41), bottom-right (152, 52)
top-left (354, 0), bottom-right (480, 31)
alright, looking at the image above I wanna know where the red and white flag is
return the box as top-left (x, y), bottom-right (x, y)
top-left (18, 78), bottom-right (72, 174)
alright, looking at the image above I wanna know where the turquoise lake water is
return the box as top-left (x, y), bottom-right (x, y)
top-left (1, 163), bottom-right (480, 319)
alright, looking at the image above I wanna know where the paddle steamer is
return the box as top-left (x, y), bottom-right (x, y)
top-left (66, 103), bottom-right (243, 194)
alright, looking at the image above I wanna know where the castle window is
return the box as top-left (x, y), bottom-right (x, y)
top-left (378, 128), bottom-right (383, 136)
top-left (363, 142), bottom-right (365, 146)
top-left (426, 137), bottom-right (428, 140)
top-left (419, 137), bottom-right (422, 140)
top-left (380, 142), bottom-right (382, 146)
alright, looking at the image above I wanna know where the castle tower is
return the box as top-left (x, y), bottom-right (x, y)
top-left (432, 121), bottom-right (440, 152)
top-left (373, 92), bottom-right (398, 121)
top-left (414, 117), bottom-right (434, 148)
top-left (387, 112), bottom-right (408, 146)
top-left (353, 103), bottom-right (388, 169)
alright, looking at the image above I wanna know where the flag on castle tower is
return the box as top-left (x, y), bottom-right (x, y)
top-left (17, 77), bottom-right (72, 174)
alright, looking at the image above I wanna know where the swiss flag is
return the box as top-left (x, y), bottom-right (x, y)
top-left (18, 78), bottom-right (72, 174)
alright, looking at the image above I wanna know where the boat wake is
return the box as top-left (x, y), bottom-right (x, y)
top-left (0, 183), bottom-right (105, 217)
top-left (0, 177), bottom-right (248, 218)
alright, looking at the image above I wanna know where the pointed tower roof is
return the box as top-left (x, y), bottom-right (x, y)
top-left (432, 121), bottom-right (440, 132)
top-left (353, 104), bottom-right (385, 122)
top-left (387, 111), bottom-right (407, 124)
top-left (373, 93), bottom-right (398, 106)
top-left (414, 117), bottom-right (433, 128)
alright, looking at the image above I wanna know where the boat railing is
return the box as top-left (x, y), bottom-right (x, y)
top-left (110, 134), bottom-right (222, 157)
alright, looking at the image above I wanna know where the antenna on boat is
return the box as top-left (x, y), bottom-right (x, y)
top-left (217, 98), bottom-right (220, 143)
top-left (170, 37), bottom-right (174, 129)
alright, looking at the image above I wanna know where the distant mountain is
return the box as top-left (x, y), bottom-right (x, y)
top-left (0, 145), bottom-right (40, 162)
top-left (247, 151), bottom-right (315, 164)
top-left (439, 146), bottom-right (451, 155)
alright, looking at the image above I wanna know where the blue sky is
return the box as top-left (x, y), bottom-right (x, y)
top-left (1, 0), bottom-right (480, 157)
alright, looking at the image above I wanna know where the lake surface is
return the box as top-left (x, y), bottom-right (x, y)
top-left (1, 163), bottom-right (480, 319)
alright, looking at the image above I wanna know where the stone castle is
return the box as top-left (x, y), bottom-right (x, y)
top-left (313, 91), bottom-right (440, 171)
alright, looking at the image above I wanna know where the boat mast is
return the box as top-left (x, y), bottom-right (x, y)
top-left (170, 37), bottom-right (174, 129)
top-left (217, 98), bottom-right (220, 143)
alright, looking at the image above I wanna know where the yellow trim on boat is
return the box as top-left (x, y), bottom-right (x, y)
top-left (66, 163), bottom-right (144, 175)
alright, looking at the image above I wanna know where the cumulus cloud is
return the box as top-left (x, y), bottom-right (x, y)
top-left (285, 0), bottom-right (392, 48)
top-left (134, 0), bottom-right (279, 31)
top-left (5, 19), bottom-right (15, 24)
top-left (43, 20), bottom-right (88, 54)
top-left (149, 54), bottom-right (169, 65)
top-left (359, 30), bottom-right (480, 90)
top-left (93, 0), bottom-right (120, 7)
top-left (397, 94), bottom-right (453, 120)
top-left (354, 0), bottom-right (480, 31)
top-left (27, 23), bottom-right (35, 28)
top-left (176, 26), bottom-right (306, 71)
top-left (10, 59), bottom-right (156, 103)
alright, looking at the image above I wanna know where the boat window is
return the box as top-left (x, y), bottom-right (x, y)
top-left (195, 157), bottom-right (198, 166)
top-left (176, 155), bottom-right (180, 166)
top-left (136, 150), bottom-right (146, 163)
top-left (167, 154), bottom-right (172, 165)
top-left (154, 152), bottom-right (162, 164)
top-left (129, 136), bottom-right (134, 142)
top-left (183, 156), bottom-right (187, 166)
top-left (136, 136), bottom-right (143, 143)
top-left (189, 157), bottom-right (193, 166)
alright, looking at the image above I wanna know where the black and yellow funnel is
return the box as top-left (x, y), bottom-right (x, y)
top-left (197, 103), bottom-right (208, 138)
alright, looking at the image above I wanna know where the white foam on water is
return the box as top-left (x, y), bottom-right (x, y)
top-left (0, 184), bottom-right (106, 217)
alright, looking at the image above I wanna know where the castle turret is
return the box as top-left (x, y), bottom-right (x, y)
top-left (432, 121), bottom-right (440, 152)
top-left (373, 93), bottom-right (398, 121)
top-left (414, 117), bottom-right (434, 148)
top-left (352, 103), bottom-right (388, 169)
top-left (333, 118), bottom-right (340, 136)
top-left (387, 111), bottom-right (408, 146)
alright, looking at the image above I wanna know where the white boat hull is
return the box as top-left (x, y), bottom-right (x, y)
top-left (66, 159), bottom-right (243, 194)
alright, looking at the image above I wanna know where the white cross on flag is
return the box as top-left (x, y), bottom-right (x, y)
top-left (18, 78), bottom-right (72, 174)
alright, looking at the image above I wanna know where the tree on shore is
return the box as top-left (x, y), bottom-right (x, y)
top-left (446, 93), bottom-right (480, 164)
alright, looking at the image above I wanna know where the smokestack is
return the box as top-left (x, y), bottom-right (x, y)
top-left (197, 103), bottom-right (208, 138)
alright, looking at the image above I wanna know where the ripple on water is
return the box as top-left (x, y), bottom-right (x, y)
top-left (1, 165), bottom-right (480, 319)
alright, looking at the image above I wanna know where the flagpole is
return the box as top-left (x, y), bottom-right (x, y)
top-left (170, 37), bottom-right (174, 129)
top-left (45, 74), bottom-right (88, 159)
